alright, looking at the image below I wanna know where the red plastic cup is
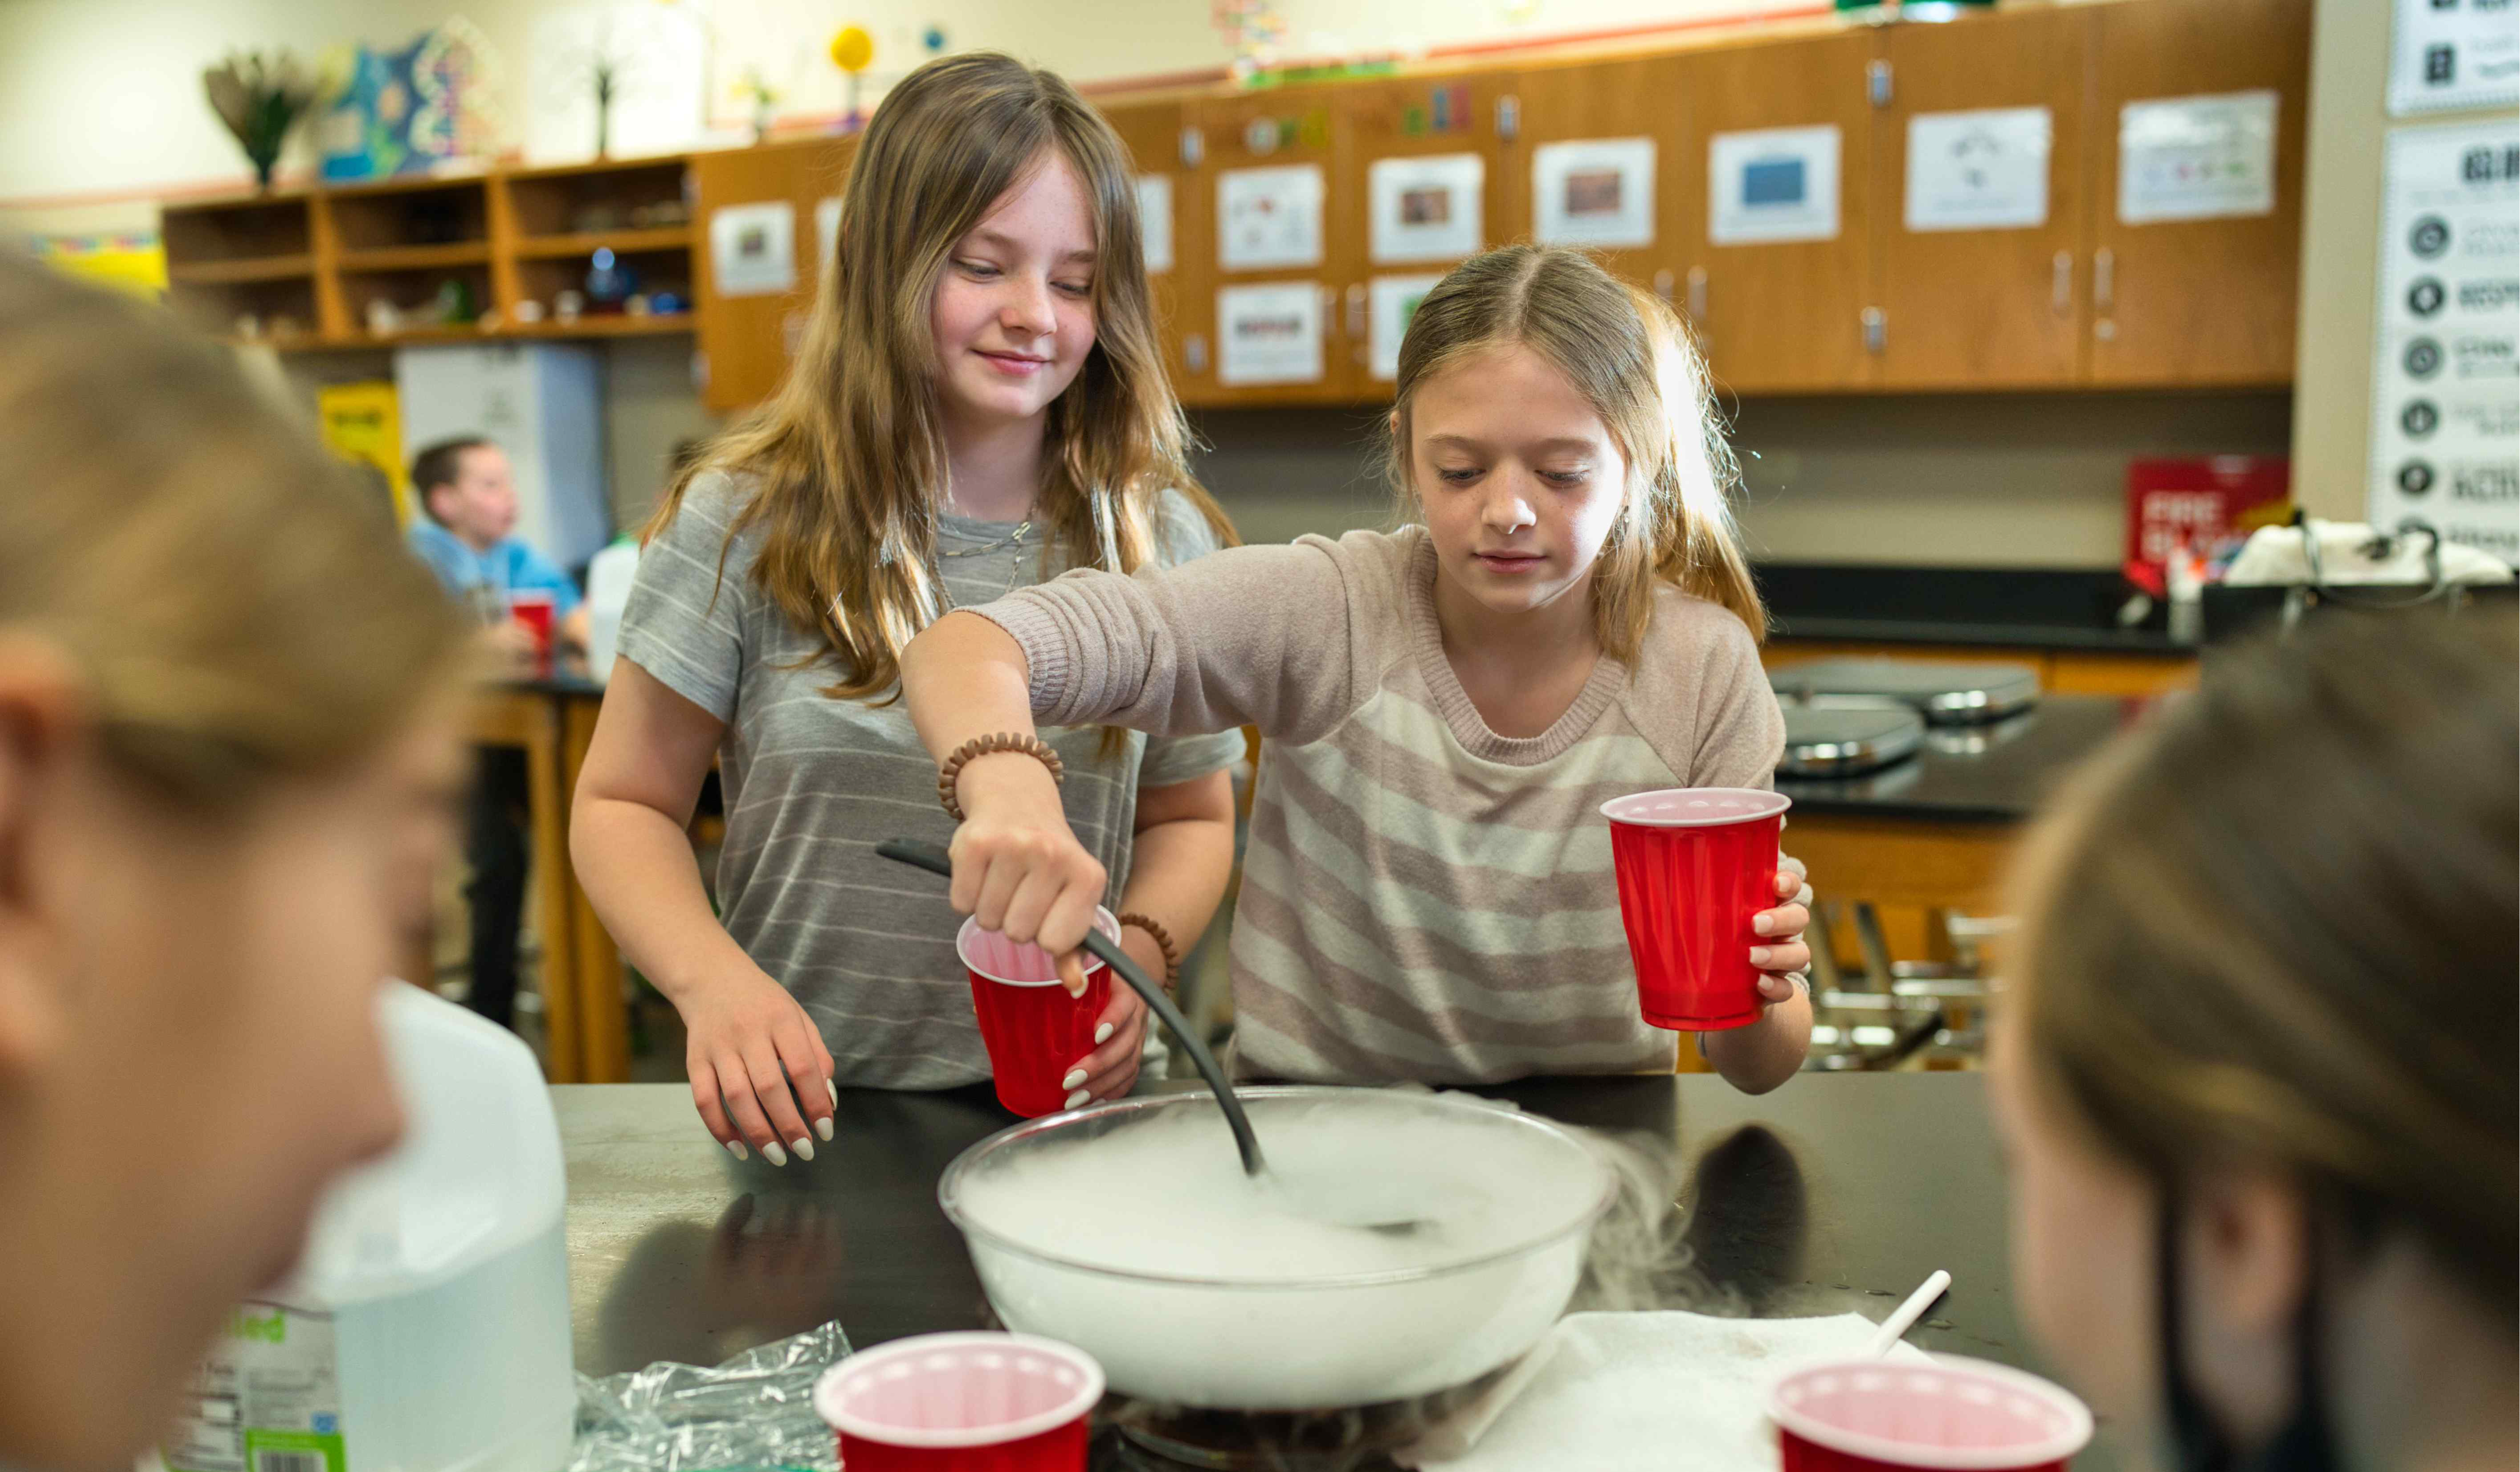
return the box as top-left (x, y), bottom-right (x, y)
top-left (507, 590), bottom-right (556, 656)
top-left (1771, 1357), bottom-right (2095, 1472)
top-left (1600, 787), bottom-right (1791, 1032)
top-left (959, 909), bottom-right (1121, 1117)
top-left (813, 1331), bottom-right (1103, 1472)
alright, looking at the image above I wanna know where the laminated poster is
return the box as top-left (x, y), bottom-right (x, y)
top-left (709, 201), bottom-right (797, 298)
top-left (1709, 126), bottom-right (1840, 245)
top-left (1137, 175), bottom-right (1174, 274)
top-left (1218, 165), bottom-right (1325, 272)
top-left (1217, 282), bottom-right (1324, 387)
top-left (2118, 91), bottom-right (2278, 225)
top-left (2389, 0), bottom-right (2520, 116)
top-left (1532, 138), bottom-right (1656, 249)
top-left (1369, 273), bottom-right (1446, 382)
top-left (1369, 153), bottom-right (1485, 265)
top-left (2365, 119), bottom-right (2520, 567)
top-left (1904, 107), bottom-right (2052, 232)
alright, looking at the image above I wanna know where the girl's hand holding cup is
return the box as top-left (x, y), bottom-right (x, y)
top-left (1751, 855), bottom-right (1815, 1001)
top-left (948, 751), bottom-right (1110, 995)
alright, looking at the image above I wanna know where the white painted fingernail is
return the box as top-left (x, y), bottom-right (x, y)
top-left (1061, 1067), bottom-right (1088, 1090)
top-left (826, 1079), bottom-right (838, 1106)
top-left (726, 1141), bottom-right (748, 1162)
top-left (1750, 947), bottom-right (1775, 967)
top-left (790, 1136), bottom-right (815, 1162)
top-left (816, 1117), bottom-right (833, 1142)
top-left (763, 1141), bottom-right (789, 1167)
top-left (1094, 1023), bottom-right (1115, 1044)
top-left (1064, 1088), bottom-right (1091, 1110)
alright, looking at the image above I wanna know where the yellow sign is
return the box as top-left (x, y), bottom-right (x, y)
top-left (315, 381), bottom-right (412, 527)
top-left (829, 25), bottom-right (874, 74)
top-left (34, 233), bottom-right (167, 299)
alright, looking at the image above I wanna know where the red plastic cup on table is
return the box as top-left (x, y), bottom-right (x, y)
top-left (1600, 787), bottom-right (1792, 1032)
top-left (1770, 1357), bottom-right (2095, 1472)
top-left (506, 589), bottom-right (556, 658)
top-left (813, 1331), bottom-right (1103, 1472)
top-left (959, 908), bottom-right (1121, 1117)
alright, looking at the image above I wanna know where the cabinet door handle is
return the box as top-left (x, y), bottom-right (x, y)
top-left (1345, 283), bottom-right (1367, 338)
top-left (1184, 333), bottom-right (1208, 374)
top-left (2052, 250), bottom-right (2073, 316)
top-left (1179, 126), bottom-right (1204, 169)
top-left (1495, 95), bottom-right (1520, 143)
top-left (1687, 266), bottom-right (1709, 323)
top-left (1861, 306), bottom-right (1886, 354)
top-left (1652, 269), bottom-right (1675, 306)
top-left (2093, 247), bottom-right (2115, 313)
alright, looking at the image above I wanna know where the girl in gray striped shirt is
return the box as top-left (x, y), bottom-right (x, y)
top-left (906, 246), bottom-right (1815, 1093)
top-left (573, 56), bottom-right (1245, 1166)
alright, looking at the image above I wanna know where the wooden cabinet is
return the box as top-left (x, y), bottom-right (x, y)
top-left (690, 136), bottom-right (856, 413)
top-left (2084, 0), bottom-right (2310, 386)
top-left (1871, 7), bottom-right (2094, 388)
top-left (1180, 84), bottom-right (1354, 406)
top-left (1341, 72), bottom-right (1520, 388)
top-left (1493, 53), bottom-right (1694, 316)
top-left (1680, 30), bottom-right (1879, 395)
top-left (1097, 99), bottom-right (1203, 397)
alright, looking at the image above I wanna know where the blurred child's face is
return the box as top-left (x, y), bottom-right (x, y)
top-left (0, 680), bottom-right (463, 1472)
top-left (1987, 1010), bottom-right (2162, 1440)
top-left (929, 150), bottom-right (1099, 439)
top-left (429, 444), bottom-right (519, 549)
top-left (1409, 343), bottom-right (1629, 627)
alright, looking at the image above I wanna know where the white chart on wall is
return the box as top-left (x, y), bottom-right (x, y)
top-left (1905, 107), bottom-right (2053, 232)
top-left (1368, 274), bottom-right (1446, 381)
top-left (1709, 126), bottom-right (1841, 245)
top-left (1218, 166), bottom-right (1325, 272)
top-left (2118, 91), bottom-right (2279, 225)
top-left (1369, 154), bottom-right (1485, 265)
top-left (1217, 282), bottom-right (1325, 386)
top-left (709, 201), bottom-right (797, 298)
top-left (1137, 175), bottom-right (1174, 274)
top-left (1532, 138), bottom-right (1656, 249)
top-left (2366, 118), bottom-right (2520, 567)
top-left (2389, 0), bottom-right (2520, 116)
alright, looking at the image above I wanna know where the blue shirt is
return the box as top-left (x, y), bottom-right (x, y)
top-left (408, 520), bottom-right (583, 617)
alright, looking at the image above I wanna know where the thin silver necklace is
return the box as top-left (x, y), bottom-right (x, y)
top-left (931, 498), bottom-right (1037, 610)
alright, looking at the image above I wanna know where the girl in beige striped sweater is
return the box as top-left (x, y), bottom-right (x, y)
top-left (903, 246), bottom-right (1814, 1092)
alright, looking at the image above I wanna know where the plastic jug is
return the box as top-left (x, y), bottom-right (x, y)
top-left (584, 537), bottom-right (640, 685)
top-left (157, 985), bottom-right (576, 1472)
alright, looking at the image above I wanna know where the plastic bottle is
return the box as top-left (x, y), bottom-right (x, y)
top-left (156, 986), bottom-right (576, 1472)
top-left (584, 535), bottom-right (641, 684)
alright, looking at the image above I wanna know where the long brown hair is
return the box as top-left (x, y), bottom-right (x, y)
top-left (0, 257), bottom-right (469, 805)
top-left (654, 52), bottom-right (1232, 699)
top-left (2007, 612), bottom-right (2517, 1303)
top-left (1384, 245), bottom-right (1764, 655)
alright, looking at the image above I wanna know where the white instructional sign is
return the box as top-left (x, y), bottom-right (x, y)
top-left (708, 200), bottom-right (796, 298)
top-left (1137, 175), bottom-right (1174, 274)
top-left (1368, 273), bottom-right (1446, 382)
top-left (1217, 282), bottom-right (1325, 386)
top-left (1369, 153), bottom-right (1485, 265)
top-left (1709, 126), bottom-right (1841, 245)
top-left (2119, 91), bottom-right (2279, 225)
top-left (1218, 165), bottom-right (1324, 272)
top-left (2389, 0), bottom-right (2520, 116)
top-left (2367, 119), bottom-right (2520, 566)
top-left (1905, 106), bottom-right (2053, 232)
top-left (1532, 138), bottom-right (1656, 249)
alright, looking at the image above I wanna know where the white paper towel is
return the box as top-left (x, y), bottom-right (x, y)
top-left (1399, 1310), bottom-right (1930, 1472)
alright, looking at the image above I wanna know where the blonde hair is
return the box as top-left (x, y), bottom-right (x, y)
top-left (1384, 245), bottom-right (1764, 656)
top-left (0, 258), bottom-right (469, 805)
top-left (654, 52), bottom-right (1233, 700)
top-left (2008, 612), bottom-right (2517, 1304)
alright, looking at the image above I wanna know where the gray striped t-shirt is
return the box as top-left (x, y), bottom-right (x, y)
top-left (617, 473), bottom-right (1245, 1089)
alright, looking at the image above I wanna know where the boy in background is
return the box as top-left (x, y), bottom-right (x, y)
top-left (406, 435), bottom-right (584, 1030)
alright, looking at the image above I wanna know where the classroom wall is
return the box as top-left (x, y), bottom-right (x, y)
top-left (2290, 0), bottom-right (2519, 522)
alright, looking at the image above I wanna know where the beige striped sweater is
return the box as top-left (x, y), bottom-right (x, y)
top-left (974, 526), bottom-right (1786, 1085)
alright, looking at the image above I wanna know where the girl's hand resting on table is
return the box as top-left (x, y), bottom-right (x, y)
top-left (1749, 854), bottom-right (1816, 1006)
top-left (677, 964), bottom-right (836, 1166)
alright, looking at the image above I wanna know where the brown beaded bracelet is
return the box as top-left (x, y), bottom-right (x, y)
top-left (937, 732), bottom-right (1065, 821)
top-left (1117, 913), bottom-right (1181, 991)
